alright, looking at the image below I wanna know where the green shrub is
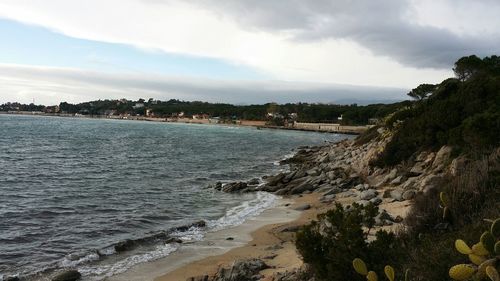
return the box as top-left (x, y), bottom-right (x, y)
top-left (295, 203), bottom-right (405, 281)
top-left (374, 56), bottom-right (500, 167)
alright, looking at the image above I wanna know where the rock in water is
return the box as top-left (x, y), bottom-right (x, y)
top-left (52, 270), bottom-right (81, 281)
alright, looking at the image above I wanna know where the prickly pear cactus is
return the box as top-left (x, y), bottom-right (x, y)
top-left (352, 258), bottom-right (405, 281)
top-left (449, 217), bottom-right (500, 281)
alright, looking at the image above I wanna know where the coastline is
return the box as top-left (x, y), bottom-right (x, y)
top-left (0, 111), bottom-right (367, 135)
top-left (106, 196), bottom-right (303, 281)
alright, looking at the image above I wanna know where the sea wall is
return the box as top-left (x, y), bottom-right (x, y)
top-left (292, 122), bottom-right (369, 134)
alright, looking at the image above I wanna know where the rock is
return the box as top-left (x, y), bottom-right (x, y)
top-left (390, 190), bottom-right (403, 201)
top-left (382, 189), bottom-right (393, 198)
top-left (247, 178), bottom-right (260, 185)
top-left (354, 184), bottom-right (367, 191)
top-left (114, 239), bottom-right (135, 252)
top-left (402, 190), bottom-right (417, 200)
top-left (306, 168), bottom-right (320, 176)
top-left (390, 176), bottom-right (404, 185)
top-left (385, 168), bottom-right (398, 182)
top-left (320, 194), bottom-right (336, 203)
top-left (409, 163), bottom-right (425, 176)
top-left (289, 181), bottom-right (314, 194)
top-left (369, 197), bottom-right (382, 205)
top-left (212, 181), bottom-right (223, 190)
top-left (394, 216), bottom-right (404, 223)
top-left (187, 275), bottom-right (210, 281)
top-left (359, 189), bottom-right (378, 200)
top-left (323, 187), bottom-right (342, 196)
top-left (294, 204), bottom-right (311, 211)
top-left (165, 237), bottom-right (183, 244)
top-left (267, 173), bottom-right (286, 186)
top-left (450, 157), bottom-right (467, 176)
top-left (52, 270), bottom-right (81, 281)
top-left (212, 259), bottom-right (268, 281)
top-left (222, 182), bottom-right (248, 193)
top-left (226, 237), bottom-right (234, 240)
top-left (356, 200), bottom-right (370, 207)
top-left (401, 177), bottom-right (418, 190)
top-left (281, 225), bottom-right (300, 232)
top-left (175, 220), bottom-right (207, 232)
top-left (338, 190), bottom-right (357, 198)
top-left (432, 146), bottom-right (453, 171)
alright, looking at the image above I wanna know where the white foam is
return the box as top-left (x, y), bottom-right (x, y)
top-left (60, 251), bottom-right (100, 268)
top-left (207, 192), bottom-right (278, 231)
top-left (273, 151), bottom-right (296, 166)
top-left (78, 243), bottom-right (178, 280)
top-left (75, 191), bottom-right (278, 280)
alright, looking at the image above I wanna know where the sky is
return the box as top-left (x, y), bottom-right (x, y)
top-left (0, 0), bottom-right (499, 105)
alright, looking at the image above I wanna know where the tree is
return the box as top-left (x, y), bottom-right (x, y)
top-left (453, 55), bottom-right (484, 81)
top-left (407, 83), bottom-right (437, 100)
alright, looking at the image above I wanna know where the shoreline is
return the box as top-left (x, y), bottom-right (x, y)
top-left (0, 111), bottom-right (367, 135)
top-left (105, 196), bottom-right (303, 281)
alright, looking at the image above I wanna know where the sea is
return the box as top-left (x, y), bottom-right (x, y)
top-left (0, 114), bottom-right (350, 280)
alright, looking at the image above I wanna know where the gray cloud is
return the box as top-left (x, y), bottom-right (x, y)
top-left (0, 64), bottom-right (406, 105)
top-left (191, 0), bottom-right (500, 68)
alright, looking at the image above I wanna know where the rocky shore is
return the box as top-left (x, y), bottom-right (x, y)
top-left (185, 127), bottom-right (461, 281)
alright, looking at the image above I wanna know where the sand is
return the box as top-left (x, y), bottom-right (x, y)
top-left (109, 188), bottom-right (412, 281)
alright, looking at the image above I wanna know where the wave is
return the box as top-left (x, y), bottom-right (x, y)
top-left (30, 192), bottom-right (279, 281)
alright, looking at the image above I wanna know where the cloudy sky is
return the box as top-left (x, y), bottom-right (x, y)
top-left (0, 0), bottom-right (499, 105)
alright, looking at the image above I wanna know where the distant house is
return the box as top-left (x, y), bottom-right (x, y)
top-left (192, 114), bottom-right (209, 120)
top-left (337, 114), bottom-right (343, 121)
top-left (145, 109), bottom-right (154, 117)
top-left (104, 109), bottom-right (117, 116)
top-left (132, 103), bottom-right (144, 109)
top-left (209, 117), bottom-right (220, 124)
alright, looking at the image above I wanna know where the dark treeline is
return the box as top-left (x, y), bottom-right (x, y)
top-left (1, 98), bottom-right (410, 126)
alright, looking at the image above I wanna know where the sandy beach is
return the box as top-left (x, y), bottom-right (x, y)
top-left (153, 191), bottom-right (411, 281)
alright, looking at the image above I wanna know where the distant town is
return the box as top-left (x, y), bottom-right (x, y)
top-left (0, 98), bottom-right (409, 134)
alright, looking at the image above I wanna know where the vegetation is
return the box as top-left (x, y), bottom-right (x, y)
top-left (296, 55), bottom-right (499, 281)
top-left (374, 55), bottom-right (500, 167)
top-left (295, 203), bottom-right (405, 281)
top-left (1, 99), bottom-right (410, 126)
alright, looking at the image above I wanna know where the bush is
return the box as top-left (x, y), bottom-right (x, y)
top-left (296, 203), bottom-right (405, 281)
top-left (374, 56), bottom-right (500, 167)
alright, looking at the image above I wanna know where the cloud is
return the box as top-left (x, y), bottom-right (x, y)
top-left (0, 0), bottom-right (472, 89)
top-left (195, 0), bottom-right (500, 68)
top-left (0, 64), bottom-right (406, 105)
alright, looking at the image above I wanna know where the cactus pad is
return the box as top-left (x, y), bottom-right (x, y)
top-left (491, 218), bottom-right (500, 238)
top-left (384, 265), bottom-right (395, 281)
top-left (449, 264), bottom-right (476, 281)
top-left (480, 231), bottom-right (495, 254)
top-left (367, 271), bottom-right (378, 281)
top-left (468, 253), bottom-right (486, 265)
top-left (486, 265), bottom-right (500, 281)
top-left (439, 192), bottom-right (449, 207)
top-left (472, 242), bottom-right (490, 256)
top-left (353, 258), bottom-right (368, 275)
top-left (455, 239), bottom-right (473, 255)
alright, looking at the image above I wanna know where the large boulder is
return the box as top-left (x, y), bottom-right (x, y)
top-left (52, 270), bottom-right (81, 281)
top-left (212, 259), bottom-right (268, 281)
top-left (222, 182), bottom-right (248, 193)
top-left (359, 189), bottom-right (378, 200)
top-left (432, 146), bottom-right (453, 171)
